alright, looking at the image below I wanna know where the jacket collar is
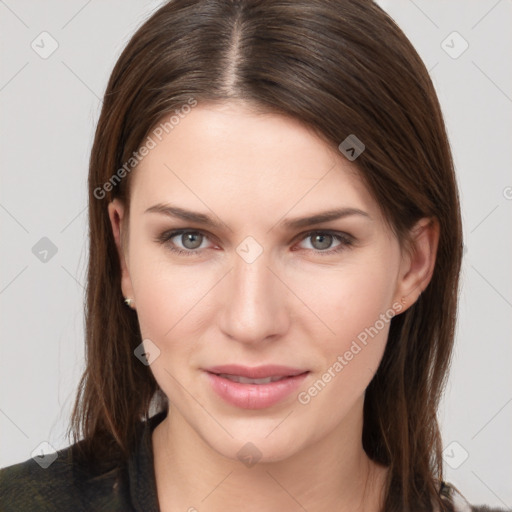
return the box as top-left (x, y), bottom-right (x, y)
top-left (128, 411), bottom-right (167, 512)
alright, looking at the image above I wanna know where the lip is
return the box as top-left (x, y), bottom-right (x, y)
top-left (203, 365), bottom-right (310, 410)
top-left (205, 364), bottom-right (308, 379)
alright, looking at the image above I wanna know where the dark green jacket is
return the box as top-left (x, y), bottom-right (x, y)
top-left (0, 412), bottom-right (164, 511)
top-left (0, 411), bottom-right (506, 511)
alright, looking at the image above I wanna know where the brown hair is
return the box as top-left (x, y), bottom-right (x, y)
top-left (70, 1), bottom-right (463, 510)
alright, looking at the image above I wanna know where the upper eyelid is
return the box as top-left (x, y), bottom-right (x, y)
top-left (292, 230), bottom-right (353, 245)
top-left (162, 228), bottom-right (218, 246)
top-left (160, 228), bottom-right (353, 248)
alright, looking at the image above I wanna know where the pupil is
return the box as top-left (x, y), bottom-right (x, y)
top-left (183, 232), bottom-right (202, 249)
top-left (313, 234), bottom-right (332, 250)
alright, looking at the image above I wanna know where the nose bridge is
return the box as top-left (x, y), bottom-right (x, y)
top-left (233, 251), bottom-right (272, 302)
top-left (220, 246), bottom-right (287, 342)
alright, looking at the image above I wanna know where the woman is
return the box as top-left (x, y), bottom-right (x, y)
top-left (0, 0), bottom-right (506, 510)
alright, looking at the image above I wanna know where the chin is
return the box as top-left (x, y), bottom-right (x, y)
top-left (200, 423), bottom-right (308, 466)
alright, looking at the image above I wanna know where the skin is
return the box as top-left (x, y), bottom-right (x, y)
top-left (108, 101), bottom-right (439, 512)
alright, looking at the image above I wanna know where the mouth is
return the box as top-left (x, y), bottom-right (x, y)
top-left (204, 364), bottom-right (309, 379)
top-left (203, 365), bottom-right (310, 409)
top-left (213, 374), bottom-right (295, 385)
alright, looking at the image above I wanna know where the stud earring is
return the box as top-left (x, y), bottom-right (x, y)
top-left (124, 297), bottom-right (135, 308)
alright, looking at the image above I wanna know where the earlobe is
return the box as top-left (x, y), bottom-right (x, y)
top-left (394, 218), bottom-right (439, 312)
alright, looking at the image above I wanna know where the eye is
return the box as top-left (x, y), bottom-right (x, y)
top-left (295, 231), bottom-right (353, 255)
top-left (156, 229), bottom-right (354, 257)
top-left (156, 229), bottom-right (213, 256)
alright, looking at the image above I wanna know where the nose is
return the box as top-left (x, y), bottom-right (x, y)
top-left (218, 250), bottom-right (290, 345)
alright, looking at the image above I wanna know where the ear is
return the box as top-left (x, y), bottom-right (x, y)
top-left (107, 198), bottom-right (135, 307)
top-left (394, 217), bottom-right (439, 313)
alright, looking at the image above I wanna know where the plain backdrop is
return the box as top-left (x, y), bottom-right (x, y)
top-left (1, 0), bottom-right (511, 508)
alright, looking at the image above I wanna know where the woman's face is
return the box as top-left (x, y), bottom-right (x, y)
top-left (109, 101), bottom-right (421, 463)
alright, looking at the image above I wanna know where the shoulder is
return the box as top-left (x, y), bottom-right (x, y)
top-left (0, 412), bottom-right (165, 512)
top-left (0, 442), bottom-right (129, 512)
top-left (0, 445), bottom-right (77, 511)
top-left (440, 481), bottom-right (509, 512)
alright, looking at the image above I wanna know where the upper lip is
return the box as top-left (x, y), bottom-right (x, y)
top-left (204, 364), bottom-right (309, 379)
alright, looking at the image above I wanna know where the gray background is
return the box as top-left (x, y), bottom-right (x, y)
top-left (1, 0), bottom-right (510, 508)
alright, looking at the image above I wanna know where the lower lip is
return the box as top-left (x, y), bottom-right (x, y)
top-left (204, 371), bottom-right (309, 410)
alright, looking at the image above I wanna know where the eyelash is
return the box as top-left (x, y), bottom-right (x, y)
top-left (155, 229), bottom-right (354, 257)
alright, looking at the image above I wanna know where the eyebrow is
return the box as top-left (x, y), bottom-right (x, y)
top-left (144, 203), bottom-right (371, 230)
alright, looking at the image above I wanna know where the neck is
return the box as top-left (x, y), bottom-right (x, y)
top-left (152, 400), bottom-right (388, 512)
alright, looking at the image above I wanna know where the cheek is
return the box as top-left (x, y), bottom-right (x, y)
top-left (293, 259), bottom-right (397, 346)
top-left (292, 276), bottom-right (393, 426)
top-left (127, 254), bottom-right (233, 410)
top-left (290, 257), bottom-right (398, 401)
top-left (128, 247), bottom-right (214, 396)
top-left (127, 235), bottom-right (214, 338)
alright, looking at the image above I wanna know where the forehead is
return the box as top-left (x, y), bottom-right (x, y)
top-left (129, 102), bottom-right (380, 223)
